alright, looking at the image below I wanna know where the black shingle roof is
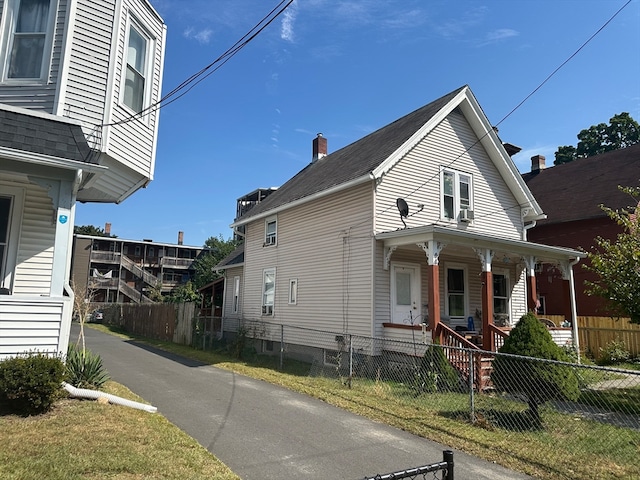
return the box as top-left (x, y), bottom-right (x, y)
top-left (237, 86), bottom-right (466, 222)
top-left (0, 108), bottom-right (92, 163)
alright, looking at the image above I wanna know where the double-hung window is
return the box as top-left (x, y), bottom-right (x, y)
top-left (264, 216), bottom-right (277, 246)
top-left (446, 266), bottom-right (466, 320)
top-left (4, 0), bottom-right (53, 81)
top-left (262, 268), bottom-right (275, 315)
top-left (442, 168), bottom-right (473, 221)
top-left (232, 276), bottom-right (240, 314)
top-left (493, 272), bottom-right (510, 324)
top-left (123, 21), bottom-right (149, 113)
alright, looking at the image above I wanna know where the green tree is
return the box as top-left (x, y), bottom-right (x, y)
top-left (74, 225), bottom-right (116, 237)
top-left (554, 112), bottom-right (639, 165)
top-left (192, 235), bottom-right (240, 289)
top-left (491, 313), bottom-right (579, 426)
top-left (166, 281), bottom-right (200, 303)
top-left (584, 185), bottom-right (640, 324)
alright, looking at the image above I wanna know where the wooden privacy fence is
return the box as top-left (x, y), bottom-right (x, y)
top-left (577, 316), bottom-right (640, 359)
top-left (98, 302), bottom-right (195, 344)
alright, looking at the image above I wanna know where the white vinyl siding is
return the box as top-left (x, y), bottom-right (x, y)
top-left (241, 182), bottom-right (375, 338)
top-left (12, 182), bottom-right (55, 295)
top-left (0, 296), bottom-right (72, 359)
top-left (374, 110), bottom-right (522, 239)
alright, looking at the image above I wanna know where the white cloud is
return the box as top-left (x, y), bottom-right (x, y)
top-left (281, 1), bottom-right (298, 42)
top-left (476, 28), bottom-right (519, 47)
top-left (183, 26), bottom-right (214, 44)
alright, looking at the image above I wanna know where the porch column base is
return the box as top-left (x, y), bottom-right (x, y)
top-left (427, 264), bottom-right (440, 337)
top-left (481, 271), bottom-right (494, 351)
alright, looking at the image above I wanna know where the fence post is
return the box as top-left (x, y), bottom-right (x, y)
top-left (443, 450), bottom-right (454, 480)
top-left (468, 350), bottom-right (475, 423)
top-left (349, 334), bottom-right (353, 383)
top-left (280, 324), bottom-right (284, 371)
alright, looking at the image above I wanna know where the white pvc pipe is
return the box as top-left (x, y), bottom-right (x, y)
top-left (62, 382), bottom-right (157, 413)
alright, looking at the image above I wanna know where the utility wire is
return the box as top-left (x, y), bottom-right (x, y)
top-left (351, 0), bottom-right (633, 230)
top-left (102, 0), bottom-right (295, 127)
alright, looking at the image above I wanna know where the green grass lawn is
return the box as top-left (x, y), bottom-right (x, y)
top-left (87, 325), bottom-right (640, 480)
top-left (0, 381), bottom-right (239, 480)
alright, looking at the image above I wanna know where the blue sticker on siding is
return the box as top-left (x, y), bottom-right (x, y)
top-left (59, 215), bottom-right (68, 224)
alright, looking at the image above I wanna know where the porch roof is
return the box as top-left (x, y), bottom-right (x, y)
top-left (376, 225), bottom-right (585, 263)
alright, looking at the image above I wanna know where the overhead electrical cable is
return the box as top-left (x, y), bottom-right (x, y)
top-left (352, 0), bottom-right (633, 230)
top-left (102, 0), bottom-right (295, 127)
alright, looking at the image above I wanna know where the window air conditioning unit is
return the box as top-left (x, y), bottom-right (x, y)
top-left (264, 236), bottom-right (276, 246)
top-left (262, 305), bottom-right (274, 315)
top-left (460, 209), bottom-right (474, 223)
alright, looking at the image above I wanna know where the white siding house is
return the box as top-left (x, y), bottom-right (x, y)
top-left (217, 86), bottom-right (584, 357)
top-left (0, 0), bottom-right (165, 359)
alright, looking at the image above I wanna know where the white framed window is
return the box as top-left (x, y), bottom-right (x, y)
top-left (288, 278), bottom-right (297, 305)
top-left (445, 265), bottom-right (467, 321)
top-left (264, 216), bottom-right (277, 246)
top-left (0, 187), bottom-right (25, 293)
top-left (493, 270), bottom-right (510, 325)
top-left (441, 168), bottom-right (473, 221)
top-left (232, 276), bottom-right (240, 314)
top-left (2, 0), bottom-right (54, 81)
top-left (123, 19), bottom-right (151, 113)
top-left (261, 268), bottom-right (275, 315)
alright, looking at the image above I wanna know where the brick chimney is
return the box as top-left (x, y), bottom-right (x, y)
top-left (531, 155), bottom-right (546, 173)
top-left (178, 231), bottom-right (184, 245)
top-left (104, 222), bottom-right (111, 235)
top-left (312, 133), bottom-right (327, 163)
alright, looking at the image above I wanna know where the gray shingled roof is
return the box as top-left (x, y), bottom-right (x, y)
top-left (523, 143), bottom-right (640, 224)
top-left (214, 243), bottom-right (245, 270)
top-left (0, 108), bottom-right (92, 163)
top-left (236, 86), bottom-right (467, 223)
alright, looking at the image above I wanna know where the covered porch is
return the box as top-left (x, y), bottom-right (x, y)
top-left (377, 225), bottom-right (585, 353)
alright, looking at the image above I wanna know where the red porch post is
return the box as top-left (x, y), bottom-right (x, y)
top-left (427, 264), bottom-right (440, 337)
top-left (481, 270), bottom-right (494, 351)
top-left (524, 256), bottom-right (538, 312)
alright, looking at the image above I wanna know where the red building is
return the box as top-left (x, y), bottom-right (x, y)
top-left (523, 144), bottom-right (640, 317)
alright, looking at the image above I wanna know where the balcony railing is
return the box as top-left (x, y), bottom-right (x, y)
top-left (161, 257), bottom-right (194, 268)
top-left (90, 251), bottom-right (121, 263)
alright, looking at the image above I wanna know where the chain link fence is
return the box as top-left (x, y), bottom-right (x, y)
top-left (196, 318), bottom-right (639, 478)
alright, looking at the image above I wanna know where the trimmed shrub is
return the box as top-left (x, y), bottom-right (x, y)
top-left (65, 344), bottom-right (110, 389)
top-left (416, 341), bottom-right (461, 394)
top-left (0, 353), bottom-right (66, 415)
top-left (491, 313), bottom-right (580, 426)
top-left (598, 339), bottom-right (631, 365)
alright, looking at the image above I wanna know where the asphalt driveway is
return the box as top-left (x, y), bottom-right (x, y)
top-left (79, 325), bottom-right (532, 480)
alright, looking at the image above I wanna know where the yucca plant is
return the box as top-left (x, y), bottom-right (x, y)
top-left (65, 344), bottom-right (110, 389)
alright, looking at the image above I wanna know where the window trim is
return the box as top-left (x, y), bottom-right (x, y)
top-left (1, 0), bottom-right (56, 83)
top-left (232, 275), bottom-right (240, 314)
top-left (0, 186), bottom-right (25, 293)
top-left (261, 267), bottom-right (275, 316)
top-left (288, 278), bottom-right (297, 305)
top-left (121, 15), bottom-right (154, 115)
top-left (444, 263), bottom-right (468, 321)
top-left (492, 269), bottom-right (511, 324)
top-left (264, 216), bottom-right (277, 246)
top-left (441, 167), bottom-right (473, 222)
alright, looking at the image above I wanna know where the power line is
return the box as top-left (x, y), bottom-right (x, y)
top-left (102, 0), bottom-right (295, 128)
top-left (352, 0), bottom-right (633, 230)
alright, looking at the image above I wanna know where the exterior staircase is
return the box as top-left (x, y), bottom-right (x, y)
top-left (118, 280), bottom-right (153, 303)
top-left (120, 254), bottom-right (159, 286)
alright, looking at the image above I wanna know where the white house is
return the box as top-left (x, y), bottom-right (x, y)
top-left (0, 0), bottom-right (166, 359)
top-left (216, 86), bottom-right (584, 361)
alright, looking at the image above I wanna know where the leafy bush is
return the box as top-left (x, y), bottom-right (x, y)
top-left (0, 353), bottom-right (66, 415)
top-left (598, 339), bottom-right (631, 365)
top-left (416, 342), bottom-right (461, 394)
top-left (65, 344), bottom-right (110, 388)
top-left (491, 313), bottom-right (580, 426)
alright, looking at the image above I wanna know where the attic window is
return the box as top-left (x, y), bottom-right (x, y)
top-left (442, 168), bottom-right (473, 221)
top-left (264, 216), bottom-right (277, 246)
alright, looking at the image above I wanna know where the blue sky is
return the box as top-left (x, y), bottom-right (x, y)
top-left (74, 0), bottom-right (640, 247)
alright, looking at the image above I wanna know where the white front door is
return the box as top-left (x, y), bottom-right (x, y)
top-left (391, 263), bottom-right (420, 325)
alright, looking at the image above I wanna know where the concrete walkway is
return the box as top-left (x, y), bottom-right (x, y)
top-left (80, 325), bottom-right (532, 480)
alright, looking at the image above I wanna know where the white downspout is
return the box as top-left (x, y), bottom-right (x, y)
top-left (62, 382), bottom-right (157, 413)
top-left (567, 258), bottom-right (581, 363)
top-left (522, 220), bottom-right (536, 241)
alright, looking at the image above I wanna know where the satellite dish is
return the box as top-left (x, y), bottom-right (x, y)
top-left (396, 198), bottom-right (409, 218)
top-left (396, 198), bottom-right (409, 228)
